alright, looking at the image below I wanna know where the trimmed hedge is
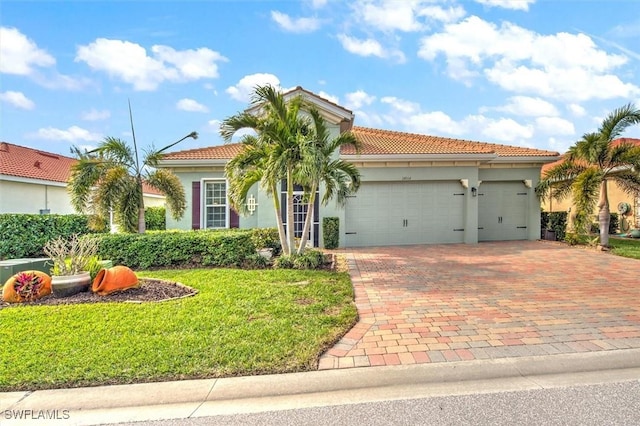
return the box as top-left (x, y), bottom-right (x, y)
top-left (322, 217), bottom-right (339, 249)
top-left (145, 207), bottom-right (166, 231)
top-left (88, 229), bottom-right (278, 269)
top-left (0, 214), bottom-right (94, 260)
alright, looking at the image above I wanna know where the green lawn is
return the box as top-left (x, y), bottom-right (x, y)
top-left (609, 237), bottom-right (640, 260)
top-left (0, 268), bottom-right (357, 391)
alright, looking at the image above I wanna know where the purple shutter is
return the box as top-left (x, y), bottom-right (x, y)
top-left (191, 181), bottom-right (201, 230)
top-left (230, 208), bottom-right (240, 229)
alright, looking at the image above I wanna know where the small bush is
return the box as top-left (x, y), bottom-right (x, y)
top-left (145, 207), bottom-right (166, 231)
top-left (274, 249), bottom-right (326, 270)
top-left (250, 228), bottom-right (281, 256)
top-left (322, 217), bottom-right (339, 249)
top-left (88, 229), bottom-right (258, 269)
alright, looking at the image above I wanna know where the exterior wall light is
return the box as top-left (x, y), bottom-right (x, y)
top-left (247, 194), bottom-right (257, 215)
top-left (471, 187), bottom-right (477, 197)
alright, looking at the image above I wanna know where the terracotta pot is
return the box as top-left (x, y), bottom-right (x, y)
top-left (52, 272), bottom-right (91, 297)
top-left (2, 270), bottom-right (52, 303)
top-left (92, 266), bottom-right (139, 296)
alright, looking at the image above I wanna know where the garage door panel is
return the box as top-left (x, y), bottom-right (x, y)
top-left (478, 182), bottom-right (528, 242)
top-left (345, 181), bottom-right (464, 247)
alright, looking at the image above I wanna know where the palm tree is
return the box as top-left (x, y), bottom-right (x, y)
top-left (537, 103), bottom-right (640, 247)
top-left (295, 107), bottom-right (361, 253)
top-left (69, 124), bottom-right (198, 233)
top-left (220, 85), bottom-right (309, 255)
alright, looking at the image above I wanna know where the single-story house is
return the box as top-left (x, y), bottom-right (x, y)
top-left (0, 142), bottom-right (166, 215)
top-left (158, 87), bottom-right (560, 248)
top-left (541, 137), bottom-right (640, 232)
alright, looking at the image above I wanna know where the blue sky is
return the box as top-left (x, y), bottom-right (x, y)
top-left (2, 0), bottom-right (640, 157)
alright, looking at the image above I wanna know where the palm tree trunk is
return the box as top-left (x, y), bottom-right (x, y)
top-left (297, 184), bottom-right (316, 255)
top-left (137, 179), bottom-right (146, 233)
top-left (286, 165), bottom-right (295, 254)
top-left (598, 179), bottom-right (610, 247)
top-left (271, 182), bottom-right (290, 255)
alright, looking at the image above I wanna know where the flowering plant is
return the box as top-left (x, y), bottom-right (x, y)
top-left (13, 272), bottom-right (44, 301)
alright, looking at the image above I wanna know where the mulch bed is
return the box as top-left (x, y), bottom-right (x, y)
top-left (1, 278), bottom-right (197, 308)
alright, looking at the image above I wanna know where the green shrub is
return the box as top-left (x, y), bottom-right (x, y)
top-left (250, 228), bottom-right (281, 256)
top-left (144, 207), bottom-right (166, 231)
top-left (0, 214), bottom-right (96, 260)
top-left (322, 217), bottom-right (339, 249)
top-left (274, 249), bottom-right (326, 270)
top-left (88, 229), bottom-right (257, 269)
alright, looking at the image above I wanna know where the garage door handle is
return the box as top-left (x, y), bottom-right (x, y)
top-left (345, 232), bottom-right (357, 235)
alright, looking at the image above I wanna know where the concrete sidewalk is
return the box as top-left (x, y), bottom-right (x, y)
top-left (2, 349), bottom-right (640, 425)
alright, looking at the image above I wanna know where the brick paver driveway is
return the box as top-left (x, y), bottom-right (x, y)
top-left (319, 241), bottom-right (640, 369)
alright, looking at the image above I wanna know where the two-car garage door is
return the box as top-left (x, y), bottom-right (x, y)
top-left (345, 181), bottom-right (466, 247)
top-left (344, 180), bottom-right (529, 247)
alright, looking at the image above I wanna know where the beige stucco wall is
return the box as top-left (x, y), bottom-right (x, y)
top-left (541, 180), bottom-right (639, 230)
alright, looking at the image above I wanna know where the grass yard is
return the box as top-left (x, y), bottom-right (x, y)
top-left (0, 268), bottom-right (357, 391)
top-left (609, 237), bottom-right (640, 260)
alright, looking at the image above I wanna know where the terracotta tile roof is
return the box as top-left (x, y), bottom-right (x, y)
top-left (0, 142), bottom-right (76, 183)
top-left (344, 127), bottom-right (559, 157)
top-left (161, 143), bottom-right (244, 160)
top-left (0, 142), bottom-right (164, 196)
top-left (541, 138), bottom-right (640, 173)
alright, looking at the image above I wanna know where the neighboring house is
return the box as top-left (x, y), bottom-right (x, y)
top-left (0, 142), bottom-right (166, 215)
top-left (158, 87), bottom-right (560, 248)
top-left (541, 138), bottom-right (640, 232)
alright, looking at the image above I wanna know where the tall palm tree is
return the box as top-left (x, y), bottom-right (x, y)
top-left (537, 103), bottom-right (640, 247)
top-left (295, 107), bottom-right (361, 253)
top-left (69, 127), bottom-right (198, 233)
top-left (220, 85), bottom-right (309, 255)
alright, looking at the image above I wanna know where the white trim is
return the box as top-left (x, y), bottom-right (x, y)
top-left (488, 156), bottom-right (559, 164)
top-left (0, 174), bottom-right (67, 187)
top-left (201, 178), bottom-right (229, 229)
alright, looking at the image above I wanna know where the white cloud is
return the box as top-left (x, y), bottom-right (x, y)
top-left (535, 116), bottom-right (576, 135)
top-left (474, 0), bottom-right (536, 11)
top-left (567, 104), bottom-right (587, 117)
top-left (311, 0), bottom-right (328, 8)
top-left (75, 38), bottom-right (227, 91)
top-left (32, 126), bottom-right (102, 142)
top-left (344, 90), bottom-right (376, 110)
top-left (493, 96), bottom-right (559, 117)
top-left (0, 91), bottom-right (35, 110)
top-left (0, 27), bottom-right (55, 75)
top-left (176, 98), bottom-right (209, 113)
top-left (476, 116), bottom-right (534, 142)
top-left (318, 91), bottom-right (339, 105)
top-left (381, 96), bottom-right (420, 114)
top-left (356, 0), bottom-right (425, 32)
top-left (417, 5), bottom-right (466, 23)
top-left (81, 108), bottom-right (110, 121)
top-left (207, 119), bottom-right (221, 132)
top-left (403, 111), bottom-right (465, 136)
top-left (226, 73), bottom-right (281, 102)
top-left (337, 34), bottom-right (406, 63)
top-left (271, 11), bottom-right (322, 33)
top-left (418, 16), bottom-right (639, 102)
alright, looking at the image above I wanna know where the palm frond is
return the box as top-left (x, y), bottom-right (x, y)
top-left (145, 169), bottom-right (187, 220)
top-left (599, 103), bottom-right (640, 142)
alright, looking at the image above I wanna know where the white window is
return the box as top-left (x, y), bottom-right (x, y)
top-left (203, 180), bottom-right (227, 229)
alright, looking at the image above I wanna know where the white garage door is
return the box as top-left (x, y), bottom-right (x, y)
top-left (345, 181), bottom-right (465, 247)
top-left (478, 181), bottom-right (529, 241)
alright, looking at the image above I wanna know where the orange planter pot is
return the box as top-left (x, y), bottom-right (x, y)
top-left (2, 270), bottom-right (52, 303)
top-left (92, 266), bottom-right (139, 296)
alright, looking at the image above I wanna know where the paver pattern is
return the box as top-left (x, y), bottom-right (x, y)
top-left (319, 241), bottom-right (640, 369)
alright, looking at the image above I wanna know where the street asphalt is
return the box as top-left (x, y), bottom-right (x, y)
top-left (2, 348), bottom-right (640, 426)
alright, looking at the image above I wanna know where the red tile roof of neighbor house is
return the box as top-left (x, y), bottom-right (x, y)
top-left (162, 127), bottom-right (559, 160)
top-left (541, 138), bottom-right (640, 174)
top-left (0, 142), bottom-right (164, 196)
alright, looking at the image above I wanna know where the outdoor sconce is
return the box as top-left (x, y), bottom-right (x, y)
top-left (471, 187), bottom-right (477, 197)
